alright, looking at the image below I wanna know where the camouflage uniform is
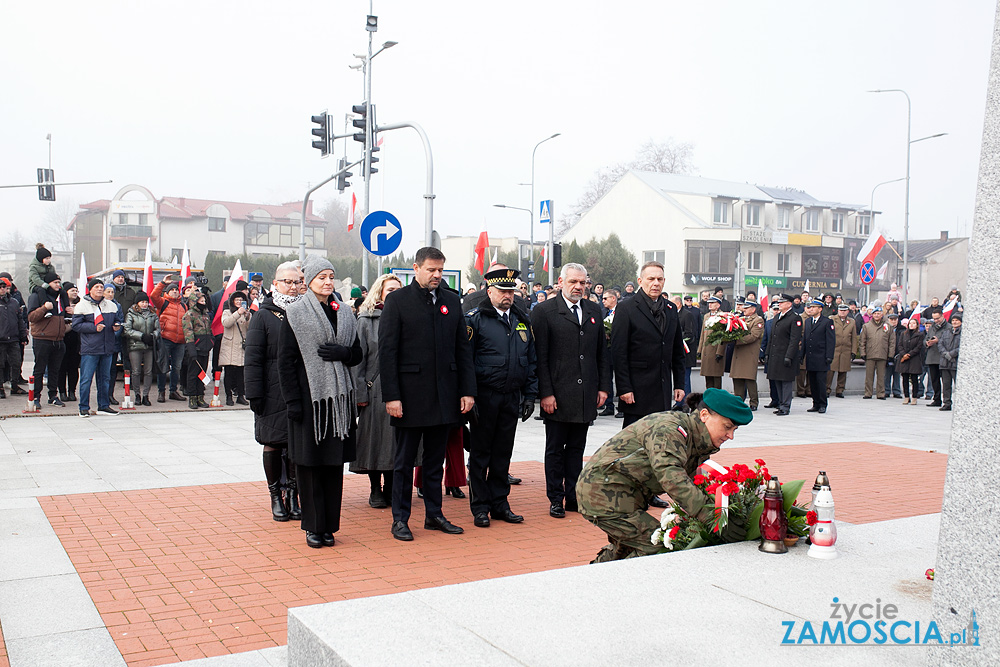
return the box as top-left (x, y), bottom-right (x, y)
top-left (577, 411), bottom-right (718, 563)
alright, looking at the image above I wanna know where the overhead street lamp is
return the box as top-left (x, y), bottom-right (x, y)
top-left (529, 134), bottom-right (560, 281)
top-left (868, 89), bottom-right (948, 303)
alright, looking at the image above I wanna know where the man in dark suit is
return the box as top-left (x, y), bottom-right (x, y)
top-left (610, 261), bottom-right (686, 428)
top-left (531, 262), bottom-right (611, 518)
top-left (379, 247), bottom-right (477, 541)
top-left (800, 299), bottom-right (836, 413)
top-left (765, 294), bottom-right (803, 416)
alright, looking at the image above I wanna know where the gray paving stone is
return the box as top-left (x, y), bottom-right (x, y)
top-left (0, 534), bottom-right (75, 581)
top-left (6, 627), bottom-right (127, 667)
top-left (0, 573), bottom-right (104, 639)
top-left (158, 648), bottom-right (282, 667)
top-left (0, 506), bottom-right (57, 540)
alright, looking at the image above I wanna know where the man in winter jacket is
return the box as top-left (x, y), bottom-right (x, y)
top-left (72, 278), bottom-right (121, 417)
top-left (923, 310), bottom-right (947, 407)
top-left (859, 307), bottom-right (896, 400)
top-left (0, 278), bottom-right (28, 398)
top-left (937, 314), bottom-right (962, 411)
top-left (27, 276), bottom-right (69, 408)
top-left (150, 276), bottom-right (187, 402)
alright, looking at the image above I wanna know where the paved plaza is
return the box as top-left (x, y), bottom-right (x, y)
top-left (0, 392), bottom-right (954, 666)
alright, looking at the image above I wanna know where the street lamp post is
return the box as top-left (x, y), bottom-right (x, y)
top-left (492, 204), bottom-right (531, 272)
top-left (869, 89), bottom-right (948, 303)
top-left (867, 177), bottom-right (905, 304)
top-left (530, 134), bottom-right (560, 282)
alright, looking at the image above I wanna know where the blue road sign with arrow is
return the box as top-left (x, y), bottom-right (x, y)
top-left (360, 211), bottom-right (402, 256)
top-left (860, 261), bottom-right (876, 285)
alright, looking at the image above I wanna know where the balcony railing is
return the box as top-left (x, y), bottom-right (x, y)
top-left (109, 224), bottom-right (155, 239)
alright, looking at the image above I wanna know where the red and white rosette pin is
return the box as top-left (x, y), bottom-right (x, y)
top-left (590, 317), bottom-right (596, 324)
top-left (440, 305), bottom-right (449, 315)
top-left (331, 301), bottom-right (340, 311)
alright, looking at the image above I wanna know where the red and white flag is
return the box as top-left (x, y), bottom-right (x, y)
top-left (540, 246), bottom-right (548, 272)
top-left (198, 369), bottom-right (212, 386)
top-left (93, 311), bottom-right (104, 327)
top-left (211, 260), bottom-right (243, 336)
top-left (857, 229), bottom-right (888, 266)
top-left (474, 226), bottom-right (489, 275)
top-left (757, 279), bottom-right (768, 311)
top-left (78, 252), bottom-right (88, 290)
top-left (942, 296), bottom-right (960, 320)
top-left (348, 192), bottom-right (357, 231)
top-left (180, 242), bottom-right (192, 284)
top-left (142, 238), bottom-right (154, 294)
top-left (490, 248), bottom-right (498, 267)
top-left (875, 260), bottom-right (889, 281)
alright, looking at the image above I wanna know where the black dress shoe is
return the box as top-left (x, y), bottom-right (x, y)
top-left (493, 509), bottom-right (524, 523)
top-left (648, 495), bottom-right (669, 508)
top-left (424, 516), bottom-right (464, 534)
top-left (818, 408), bottom-right (826, 414)
top-left (445, 486), bottom-right (466, 499)
top-left (564, 500), bottom-right (578, 513)
top-left (507, 473), bottom-right (521, 485)
top-left (877, 396), bottom-right (886, 400)
top-left (109, 397), bottom-right (119, 405)
top-left (928, 402), bottom-right (942, 407)
top-left (391, 521), bottom-right (414, 541)
top-left (368, 490), bottom-right (388, 509)
top-left (321, 533), bottom-right (335, 547)
top-left (836, 393), bottom-right (845, 398)
top-left (863, 396), bottom-right (872, 399)
top-left (763, 402), bottom-right (778, 409)
top-left (939, 406), bottom-right (952, 411)
top-left (599, 405), bottom-right (615, 416)
top-left (549, 504), bottom-right (566, 518)
top-left (305, 531), bottom-right (323, 548)
top-left (774, 410), bottom-right (789, 416)
top-left (473, 513), bottom-right (491, 528)
top-left (807, 407), bottom-right (820, 412)
top-left (749, 406), bottom-right (757, 411)
top-left (614, 411), bottom-right (624, 418)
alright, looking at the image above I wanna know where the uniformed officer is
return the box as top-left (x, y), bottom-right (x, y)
top-left (827, 303), bottom-right (858, 398)
top-left (465, 268), bottom-right (538, 527)
top-left (697, 296), bottom-right (726, 389)
top-left (859, 306), bottom-right (896, 399)
top-left (801, 299), bottom-right (835, 413)
top-left (576, 388), bottom-right (753, 563)
top-left (729, 298), bottom-right (765, 410)
top-left (765, 294), bottom-right (803, 416)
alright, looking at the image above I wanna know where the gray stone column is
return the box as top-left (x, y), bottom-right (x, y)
top-left (930, 2), bottom-right (1000, 663)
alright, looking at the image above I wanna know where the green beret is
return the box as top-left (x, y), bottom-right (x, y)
top-left (702, 388), bottom-right (753, 426)
top-left (351, 287), bottom-right (362, 298)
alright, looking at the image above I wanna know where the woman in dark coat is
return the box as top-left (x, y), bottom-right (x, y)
top-left (277, 256), bottom-right (362, 548)
top-left (349, 273), bottom-right (402, 508)
top-left (244, 261), bottom-right (305, 522)
top-left (897, 317), bottom-right (926, 405)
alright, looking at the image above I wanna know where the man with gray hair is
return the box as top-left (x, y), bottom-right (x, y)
top-left (531, 262), bottom-right (611, 518)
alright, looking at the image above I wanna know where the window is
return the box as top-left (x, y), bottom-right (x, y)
top-left (712, 200), bottom-right (729, 225)
top-left (245, 221), bottom-right (296, 248)
top-left (138, 213), bottom-right (148, 225)
top-left (643, 250), bottom-right (665, 264)
top-left (744, 204), bottom-right (761, 228)
top-left (170, 248), bottom-right (184, 261)
top-left (857, 215), bottom-right (871, 236)
top-left (685, 241), bottom-right (739, 273)
top-left (118, 248), bottom-right (128, 262)
top-left (831, 212), bottom-right (844, 234)
top-left (117, 213), bottom-right (128, 225)
top-left (304, 226), bottom-right (325, 248)
top-left (747, 251), bottom-right (761, 272)
top-left (804, 210), bottom-right (820, 233)
top-left (777, 207), bottom-right (791, 230)
top-left (138, 248), bottom-right (146, 261)
top-left (777, 253), bottom-right (791, 273)
top-left (208, 216), bottom-right (226, 232)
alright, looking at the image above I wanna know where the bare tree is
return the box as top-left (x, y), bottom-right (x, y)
top-left (1, 229), bottom-right (31, 251)
top-left (559, 138), bottom-right (696, 235)
top-left (37, 199), bottom-right (79, 251)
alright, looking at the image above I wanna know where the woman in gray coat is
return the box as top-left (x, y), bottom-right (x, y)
top-left (350, 273), bottom-right (403, 509)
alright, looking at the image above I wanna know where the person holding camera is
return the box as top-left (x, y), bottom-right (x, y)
top-left (150, 275), bottom-right (188, 403)
top-left (220, 291), bottom-right (251, 406)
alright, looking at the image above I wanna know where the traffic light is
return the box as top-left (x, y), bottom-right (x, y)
top-left (311, 113), bottom-right (330, 156)
top-left (336, 157), bottom-right (352, 193)
top-left (351, 103), bottom-right (367, 143)
top-left (552, 242), bottom-right (562, 267)
top-left (36, 168), bottom-right (55, 201)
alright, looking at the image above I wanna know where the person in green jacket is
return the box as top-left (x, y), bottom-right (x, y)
top-left (181, 291), bottom-right (213, 409)
top-left (28, 244), bottom-right (59, 292)
top-left (577, 387), bottom-right (753, 563)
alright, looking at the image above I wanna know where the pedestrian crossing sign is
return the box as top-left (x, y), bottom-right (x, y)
top-left (539, 199), bottom-right (552, 224)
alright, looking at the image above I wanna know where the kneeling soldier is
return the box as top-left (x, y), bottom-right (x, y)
top-left (576, 388), bottom-right (753, 563)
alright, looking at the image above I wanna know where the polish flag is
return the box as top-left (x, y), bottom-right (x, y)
top-left (541, 246), bottom-right (548, 272)
top-left (804, 279), bottom-right (810, 295)
top-left (78, 252), bottom-right (88, 290)
top-left (857, 229), bottom-right (888, 265)
top-left (180, 242), bottom-right (192, 283)
top-left (942, 296), bottom-right (960, 320)
top-left (198, 369), bottom-right (212, 386)
top-left (142, 238), bottom-right (154, 294)
top-left (876, 260), bottom-right (889, 281)
top-left (93, 311), bottom-right (104, 327)
top-left (757, 279), bottom-right (768, 311)
top-left (348, 192), bottom-right (357, 231)
top-left (211, 259), bottom-right (243, 336)
top-left (474, 227), bottom-right (489, 275)
top-left (490, 248), bottom-right (498, 267)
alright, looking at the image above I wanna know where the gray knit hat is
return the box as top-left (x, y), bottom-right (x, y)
top-left (301, 255), bottom-right (335, 286)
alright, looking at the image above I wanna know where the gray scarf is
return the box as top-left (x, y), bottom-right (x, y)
top-left (284, 291), bottom-right (357, 443)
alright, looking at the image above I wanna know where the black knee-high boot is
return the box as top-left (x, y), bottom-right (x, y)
top-left (367, 471), bottom-right (388, 508)
top-left (263, 450), bottom-right (289, 521)
top-left (285, 456), bottom-right (302, 520)
top-left (380, 470), bottom-right (393, 503)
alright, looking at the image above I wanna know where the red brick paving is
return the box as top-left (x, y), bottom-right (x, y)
top-left (0, 618), bottom-right (8, 667)
top-left (38, 443), bottom-right (946, 666)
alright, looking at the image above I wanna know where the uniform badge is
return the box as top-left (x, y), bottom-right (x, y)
top-left (677, 426), bottom-right (688, 437)
top-left (467, 325), bottom-right (474, 341)
top-left (515, 322), bottom-right (528, 342)
top-left (440, 305), bottom-right (449, 315)
top-left (757, 322), bottom-right (763, 328)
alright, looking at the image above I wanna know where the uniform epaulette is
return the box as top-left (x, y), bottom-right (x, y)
top-left (466, 307), bottom-right (480, 316)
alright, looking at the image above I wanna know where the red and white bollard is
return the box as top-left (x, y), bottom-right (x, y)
top-left (210, 371), bottom-right (222, 407)
top-left (120, 371), bottom-right (135, 409)
top-left (23, 375), bottom-right (38, 413)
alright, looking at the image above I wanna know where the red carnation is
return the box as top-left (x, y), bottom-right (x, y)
top-left (806, 511), bottom-right (818, 526)
top-left (755, 458), bottom-right (766, 467)
top-left (693, 474), bottom-right (706, 485)
top-left (761, 468), bottom-right (771, 481)
top-left (721, 482), bottom-right (739, 496)
top-left (706, 483), bottom-right (719, 494)
top-left (668, 526), bottom-right (680, 539)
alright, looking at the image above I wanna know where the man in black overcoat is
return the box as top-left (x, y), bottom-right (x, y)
top-left (765, 294), bottom-right (803, 416)
top-left (610, 262), bottom-right (686, 428)
top-left (800, 299), bottom-right (836, 414)
top-left (531, 262), bottom-right (611, 518)
top-left (379, 247), bottom-right (477, 541)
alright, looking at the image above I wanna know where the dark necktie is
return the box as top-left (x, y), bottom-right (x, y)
top-left (502, 311), bottom-right (510, 329)
top-left (572, 304), bottom-right (580, 325)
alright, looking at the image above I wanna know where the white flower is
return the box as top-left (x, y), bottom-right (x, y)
top-left (705, 315), bottom-right (722, 328)
top-left (651, 528), bottom-right (663, 545)
top-left (659, 511), bottom-right (677, 530)
top-left (664, 540), bottom-right (674, 551)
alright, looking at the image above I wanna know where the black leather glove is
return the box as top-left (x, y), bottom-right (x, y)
top-left (317, 343), bottom-right (350, 362)
top-left (521, 400), bottom-right (535, 422)
top-left (715, 354), bottom-right (724, 362)
top-left (286, 400), bottom-right (304, 422)
top-left (250, 398), bottom-right (265, 415)
top-left (851, 353), bottom-right (856, 360)
top-left (20, 337), bottom-right (28, 345)
top-left (720, 517), bottom-right (748, 542)
top-left (783, 358), bottom-right (792, 368)
top-left (141, 333), bottom-right (154, 346)
top-left (185, 342), bottom-right (196, 358)
top-left (826, 359), bottom-right (833, 366)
